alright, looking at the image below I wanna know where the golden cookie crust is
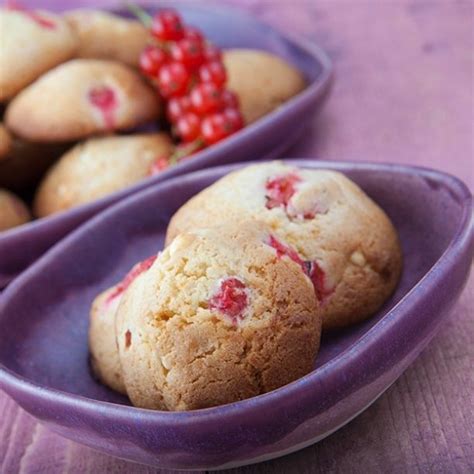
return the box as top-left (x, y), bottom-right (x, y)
top-left (65, 10), bottom-right (148, 67)
top-left (0, 188), bottom-right (31, 232)
top-left (223, 49), bottom-right (306, 124)
top-left (116, 221), bottom-right (320, 411)
top-left (0, 124), bottom-right (11, 160)
top-left (0, 8), bottom-right (78, 101)
top-left (5, 59), bottom-right (161, 142)
top-left (33, 133), bottom-right (173, 217)
top-left (166, 162), bottom-right (403, 330)
top-left (89, 288), bottom-right (127, 394)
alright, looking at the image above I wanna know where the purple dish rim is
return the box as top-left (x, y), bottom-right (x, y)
top-left (0, 159), bottom-right (472, 424)
top-left (0, 1), bottom-right (333, 287)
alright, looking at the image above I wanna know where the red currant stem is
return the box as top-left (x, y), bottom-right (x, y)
top-left (170, 139), bottom-right (204, 164)
top-left (124, 2), bottom-right (152, 27)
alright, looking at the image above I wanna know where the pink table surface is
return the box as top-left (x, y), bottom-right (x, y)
top-left (1, 0), bottom-right (473, 472)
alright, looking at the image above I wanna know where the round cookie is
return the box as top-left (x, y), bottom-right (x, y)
top-left (116, 221), bottom-right (320, 411)
top-left (33, 133), bottom-right (173, 217)
top-left (65, 10), bottom-right (148, 67)
top-left (166, 162), bottom-right (403, 330)
top-left (89, 255), bottom-right (157, 394)
top-left (0, 188), bottom-right (31, 232)
top-left (0, 7), bottom-right (77, 101)
top-left (5, 59), bottom-right (161, 142)
top-left (223, 49), bottom-right (306, 124)
top-left (0, 124), bottom-right (11, 160)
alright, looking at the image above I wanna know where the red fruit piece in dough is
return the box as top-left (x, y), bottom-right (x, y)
top-left (304, 261), bottom-right (333, 302)
top-left (88, 86), bottom-right (117, 129)
top-left (106, 255), bottom-right (157, 305)
top-left (7, 1), bottom-right (56, 29)
top-left (267, 234), bottom-right (304, 269)
top-left (209, 277), bottom-right (248, 325)
top-left (265, 173), bottom-right (301, 211)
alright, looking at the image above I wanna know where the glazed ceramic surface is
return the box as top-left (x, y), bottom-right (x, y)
top-left (0, 2), bottom-right (332, 287)
top-left (0, 160), bottom-right (471, 470)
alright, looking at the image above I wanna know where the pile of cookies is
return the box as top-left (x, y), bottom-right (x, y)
top-left (0, 6), bottom-right (305, 231)
top-left (89, 162), bottom-right (402, 411)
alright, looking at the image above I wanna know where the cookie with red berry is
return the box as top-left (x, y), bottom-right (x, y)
top-left (5, 59), bottom-right (161, 142)
top-left (34, 133), bottom-right (173, 217)
top-left (166, 162), bottom-right (402, 330)
top-left (0, 188), bottom-right (31, 232)
top-left (223, 49), bottom-right (306, 124)
top-left (116, 221), bottom-right (320, 410)
top-left (65, 9), bottom-right (148, 67)
top-left (89, 255), bottom-right (158, 395)
top-left (0, 124), bottom-right (11, 161)
top-left (0, 7), bottom-right (78, 101)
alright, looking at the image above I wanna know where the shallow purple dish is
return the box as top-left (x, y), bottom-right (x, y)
top-left (0, 160), bottom-right (472, 470)
top-left (0, 1), bottom-right (332, 287)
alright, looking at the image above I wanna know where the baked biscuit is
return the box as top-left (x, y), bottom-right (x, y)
top-left (0, 8), bottom-right (77, 101)
top-left (0, 188), bottom-right (31, 232)
top-left (5, 59), bottom-right (161, 142)
top-left (0, 124), bottom-right (11, 160)
top-left (65, 10), bottom-right (148, 67)
top-left (116, 221), bottom-right (320, 411)
top-left (166, 162), bottom-right (402, 330)
top-left (33, 133), bottom-right (173, 217)
top-left (223, 49), bottom-right (306, 124)
top-left (89, 255), bottom-right (157, 395)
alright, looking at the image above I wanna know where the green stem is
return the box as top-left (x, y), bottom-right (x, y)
top-left (125, 2), bottom-right (152, 27)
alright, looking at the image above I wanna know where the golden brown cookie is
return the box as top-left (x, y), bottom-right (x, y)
top-left (116, 221), bottom-right (320, 411)
top-left (0, 124), bottom-right (11, 160)
top-left (223, 49), bottom-right (306, 124)
top-left (5, 59), bottom-right (161, 142)
top-left (0, 7), bottom-right (77, 101)
top-left (0, 188), bottom-right (31, 232)
top-left (65, 10), bottom-right (148, 67)
top-left (166, 162), bottom-right (403, 330)
top-left (33, 133), bottom-right (173, 217)
top-left (89, 255), bottom-right (158, 395)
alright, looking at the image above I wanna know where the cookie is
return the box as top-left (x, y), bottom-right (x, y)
top-left (0, 188), bottom-right (31, 232)
top-left (166, 162), bottom-right (402, 330)
top-left (89, 255), bottom-right (157, 395)
top-left (0, 7), bottom-right (77, 101)
top-left (5, 59), bottom-right (161, 142)
top-left (65, 10), bottom-right (148, 67)
top-left (0, 124), bottom-right (11, 160)
top-left (33, 133), bottom-right (173, 217)
top-left (223, 49), bottom-right (306, 124)
top-left (116, 221), bottom-right (320, 411)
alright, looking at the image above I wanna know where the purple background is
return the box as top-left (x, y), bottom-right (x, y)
top-left (1, 0), bottom-right (473, 473)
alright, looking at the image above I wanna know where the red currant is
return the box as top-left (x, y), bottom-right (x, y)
top-left (149, 156), bottom-right (169, 176)
top-left (166, 96), bottom-right (192, 123)
top-left (203, 44), bottom-right (222, 62)
top-left (170, 38), bottom-right (204, 71)
top-left (190, 83), bottom-right (223, 115)
top-left (151, 9), bottom-right (184, 41)
top-left (201, 113), bottom-right (234, 145)
top-left (220, 89), bottom-right (239, 109)
top-left (198, 61), bottom-right (227, 88)
top-left (183, 26), bottom-right (204, 43)
top-left (158, 62), bottom-right (191, 98)
top-left (139, 45), bottom-right (167, 77)
top-left (175, 112), bottom-right (202, 142)
top-left (223, 108), bottom-right (244, 130)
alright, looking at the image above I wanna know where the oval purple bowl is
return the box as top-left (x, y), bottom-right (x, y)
top-left (0, 1), bottom-right (332, 287)
top-left (0, 160), bottom-right (472, 470)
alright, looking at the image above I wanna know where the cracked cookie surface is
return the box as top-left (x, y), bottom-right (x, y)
top-left (166, 162), bottom-right (403, 330)
top-left (116, 221), bottom-right (320, 410)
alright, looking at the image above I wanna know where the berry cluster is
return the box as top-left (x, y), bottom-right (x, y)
top-left (133, 7), bottom-right (244, 170)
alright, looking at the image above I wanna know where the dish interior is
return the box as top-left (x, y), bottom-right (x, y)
top-left (0, 163), bottom-right (465, 407)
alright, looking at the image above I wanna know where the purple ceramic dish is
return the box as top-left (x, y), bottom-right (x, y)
top-left (0, 1), bottom-right (332, 287)
top-left (0, 160), bottom-right (472, 470)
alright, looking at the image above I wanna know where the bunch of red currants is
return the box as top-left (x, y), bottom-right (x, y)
top-left (138, 9), bottom-right (244, 156)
